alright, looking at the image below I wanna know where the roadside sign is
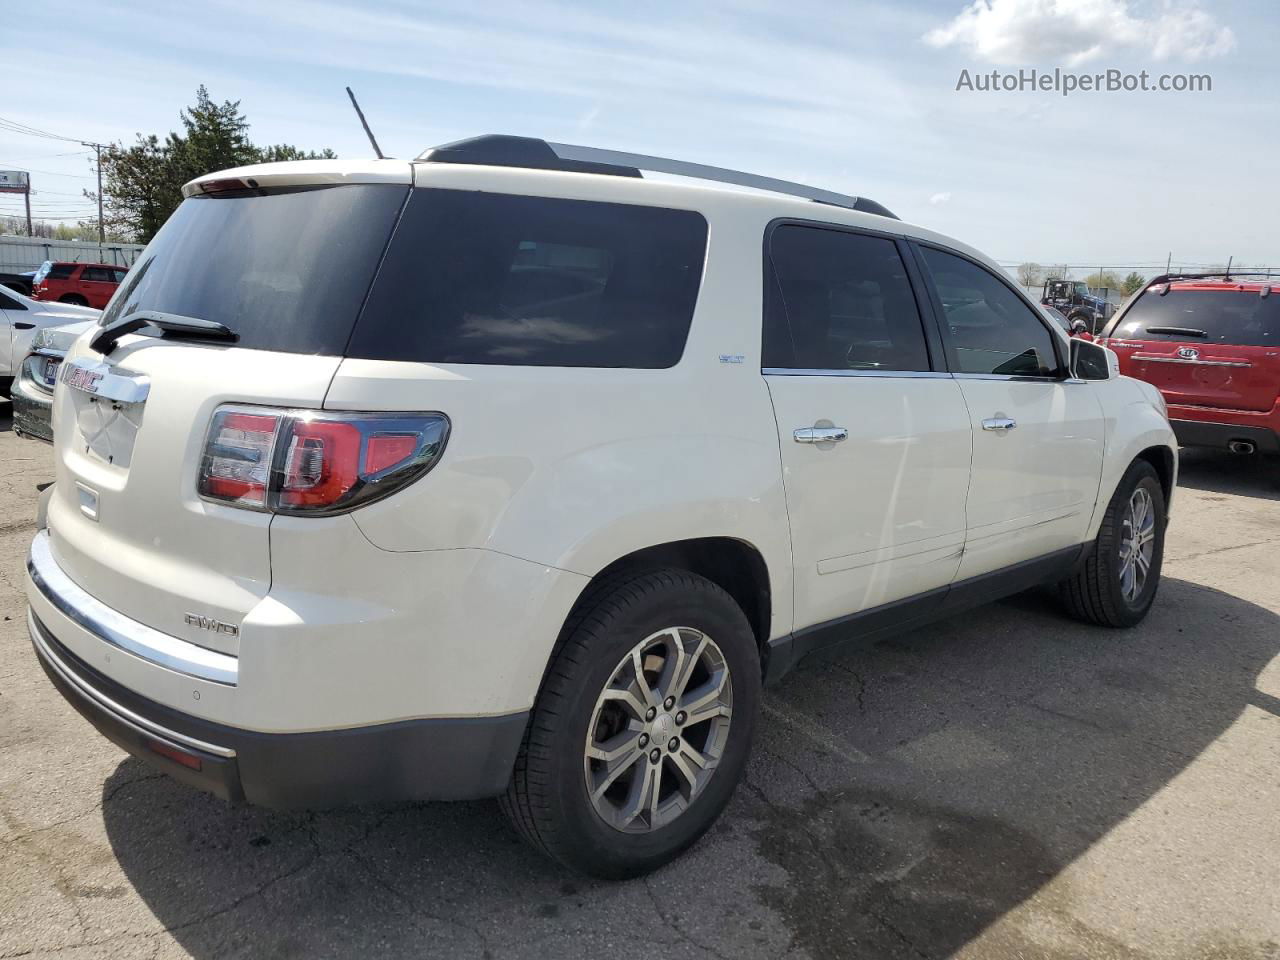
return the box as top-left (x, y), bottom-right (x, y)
top-left (0, 170), bottom-right (30, 194)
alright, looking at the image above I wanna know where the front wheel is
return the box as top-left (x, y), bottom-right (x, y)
top-left (501, 569), bottom-right (760, 879)
top-left (1059, 460), bottom-right (1166, 627)
top-left (58, 294), bottom-right (90, 306)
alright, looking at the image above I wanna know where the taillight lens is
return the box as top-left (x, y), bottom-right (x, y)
top-left (198, 410), bottom-right (281, 509)
top-left (198, 406), bottom-right (449, 515)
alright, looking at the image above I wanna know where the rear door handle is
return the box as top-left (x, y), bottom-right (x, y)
top-left (794, 426), bottom-right (849, 444)
top-left (981, 417), bottom-right (1017, 432)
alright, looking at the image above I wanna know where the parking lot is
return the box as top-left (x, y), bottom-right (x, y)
top-left (0, 403), bottom-right (1277, 960)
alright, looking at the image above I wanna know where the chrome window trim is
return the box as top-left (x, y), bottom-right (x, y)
top-left (760, 368), bottom-right (1076, 383)
top-left (26, 530), bottom-right (239, 686)
top-left (762, 368), bottom-right (952, 379)
top-left (28, 610), bottom-right (236, 759)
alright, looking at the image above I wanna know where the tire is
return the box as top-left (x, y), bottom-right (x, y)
top-left (1059, 460), bottom-right (1166, 627)
top-left (58, 294), bottom-right (89, 306)
top-left (501, 568), bottom-right (760, 879)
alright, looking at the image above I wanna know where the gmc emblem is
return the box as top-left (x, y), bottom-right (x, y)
top-left (61, 363), bottom-right (104, 394)
top-left (184, 613), bottom-right (240, 638)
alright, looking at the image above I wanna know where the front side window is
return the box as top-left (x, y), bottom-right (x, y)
top-left (763, 225), bottom-right (930, 372)
top-left (351, 190), bottom-right (708, 368)
top-left (921, 247), bottom-right (1060, 377)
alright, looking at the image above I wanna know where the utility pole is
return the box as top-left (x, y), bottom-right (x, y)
top-left (24, 183), bottom-right (31, 237)
top-left (81, 140), bottom-right (105, 252)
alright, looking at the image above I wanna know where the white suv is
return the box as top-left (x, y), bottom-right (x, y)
top-left (25, 136), bottom-right (1176, 878)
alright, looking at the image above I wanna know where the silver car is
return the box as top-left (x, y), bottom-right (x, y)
top-left (12, 320), bottom-right (95, 442)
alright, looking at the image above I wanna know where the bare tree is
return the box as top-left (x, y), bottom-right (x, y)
top-left (1016, 262), bottom-right (1044, 289)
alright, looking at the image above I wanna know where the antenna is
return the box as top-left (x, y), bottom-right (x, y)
top-left (346, 87), bottom-right (385, 160)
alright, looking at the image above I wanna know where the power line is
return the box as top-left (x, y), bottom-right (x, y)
top-left (0, 115), bottom-right (107, 243)
top-left (0, 162), bottom-right (92, 179)
top-left (0, 114), bottom-right (87, 144)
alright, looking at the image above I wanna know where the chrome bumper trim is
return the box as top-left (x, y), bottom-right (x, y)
top-left (29, 609), bottom-right (236, 758)
top-left (26, 530), bottom-right (239, 686)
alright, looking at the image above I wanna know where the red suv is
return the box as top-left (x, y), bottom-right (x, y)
top-left (31, 261), bottom-right (127, 309)
top-left (1098, 273), bottom-right (1279, 457)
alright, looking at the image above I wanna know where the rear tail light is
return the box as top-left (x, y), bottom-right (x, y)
top-left (198, 406), bottom-right (449, 515)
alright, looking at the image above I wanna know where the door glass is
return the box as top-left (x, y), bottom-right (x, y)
top-left (764, 225), bottom-right (930, 372)
top-left (81, 267), bottom-right (111, 282)
top-left (922, 247), bottom-right (1060, 377)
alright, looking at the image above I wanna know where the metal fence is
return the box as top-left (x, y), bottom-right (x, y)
top-left (0, 234), bottom-right (146, 274)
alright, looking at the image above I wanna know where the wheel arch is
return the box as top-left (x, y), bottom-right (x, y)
top-left (1135, 444), bottom-right (1176, 510)
top-left (586, 537), bottom-right (773, 655)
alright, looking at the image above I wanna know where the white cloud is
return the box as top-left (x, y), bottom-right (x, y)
top-left (929, 192), bottom-right (953, 205)
top-left (924, 0), bottom-right (1235, 66)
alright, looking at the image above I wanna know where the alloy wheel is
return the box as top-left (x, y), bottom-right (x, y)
top-left (1118, 486), bottom-right (1156, 603)
top-left (583, 627), bottom-right (733, 833)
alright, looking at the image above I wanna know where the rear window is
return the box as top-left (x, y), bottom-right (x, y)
top-left (99, 184), bottom-right (408, 355)
top-left (349, 189), bottom-right (708, 368)
top-left (1113, 289), bottom-right (1280, 347)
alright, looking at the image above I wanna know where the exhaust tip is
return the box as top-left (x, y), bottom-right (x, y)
top-left (1227, 440), bottom-right (1256, 455)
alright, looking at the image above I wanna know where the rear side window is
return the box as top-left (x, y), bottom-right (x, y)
top-left (1113, 289), bottom-right (1279, 347)
top-left (350, 190), bottom-right (708, 368)
top-left (82, 266), bottom-right (113, 282)
top-left (764, 224), bottom-right (930, 372)
top-left (48, 264), bottom-right (76, 280)
top-left (99, 184), bottom-right (408, 355)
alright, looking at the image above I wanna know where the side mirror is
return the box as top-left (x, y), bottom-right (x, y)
top-left (1070, 337), bottom-right (1115, 381)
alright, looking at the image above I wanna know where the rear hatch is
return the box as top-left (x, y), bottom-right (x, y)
top-left (1103, 284), bottom-right (1280, 412)
top-left (46, 172), bottom-right (409, 655)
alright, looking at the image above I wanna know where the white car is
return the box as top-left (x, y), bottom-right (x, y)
top-left (0, 286), bottom-right (98, 396)
top-left (25, 138), bottom-right (1176, 878)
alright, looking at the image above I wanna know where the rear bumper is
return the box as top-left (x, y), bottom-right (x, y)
top-left (11, 367), bottom-right (54, 443)
top-left (29, 609), bottom-right (527, 808)
top-left (1169, 416), bottom-right (1279, 453)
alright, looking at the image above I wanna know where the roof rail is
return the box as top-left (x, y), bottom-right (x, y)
top-left (1147, 270), bottom-right (1276, 287)
top-left (417, 135), bottom-right (899, 220)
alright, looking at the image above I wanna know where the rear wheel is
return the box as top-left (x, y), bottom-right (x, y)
top-left (501, 569), bottom-right (760, 879)
top-left (58, 294), bottom-right (89, 306)
top-left (1059, 460), bottom-right (1166, 627)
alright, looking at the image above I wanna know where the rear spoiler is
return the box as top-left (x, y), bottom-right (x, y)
top-left (182, 160), bottom-right (412, 199)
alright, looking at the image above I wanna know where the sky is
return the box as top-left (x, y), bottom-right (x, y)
top-left (2, 0), bottom-right (1276, 275)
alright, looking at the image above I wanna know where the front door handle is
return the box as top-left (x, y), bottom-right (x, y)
top-left (794, 426), bottom-right (849, 444)
top-left (982, 417), bottom-right (1017, 432)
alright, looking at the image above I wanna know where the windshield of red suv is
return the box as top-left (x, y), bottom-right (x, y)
top-left (1111, 288), bottom-right (1279, 346)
